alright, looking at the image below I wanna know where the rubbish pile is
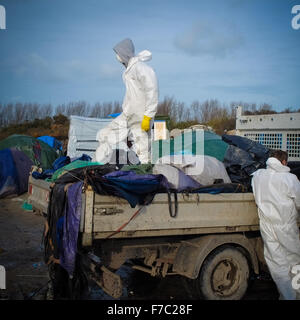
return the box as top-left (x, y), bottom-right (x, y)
top-left (28, 130), bottom-right (273, 198)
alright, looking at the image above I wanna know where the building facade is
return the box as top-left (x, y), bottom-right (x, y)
top-left (235, 106), bottom-right (300, 161)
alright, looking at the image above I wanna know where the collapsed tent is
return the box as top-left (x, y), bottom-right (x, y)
top-left (0, 148), bottom-right (33, 198)
top-left (0, 134), bottom-right (59, 169)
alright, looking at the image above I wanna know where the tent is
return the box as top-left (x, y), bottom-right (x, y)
top-left (151, 130), bottom-right (229, 163)
top-left (0, 148), bottom-right (33, 198)
top-left (38, 135), bottom-right (63, 152)
top-left (0, 134), bottom-right (59, 169)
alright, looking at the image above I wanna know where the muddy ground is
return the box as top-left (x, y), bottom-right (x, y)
top-left (0, 194), bottom-right (279, 301)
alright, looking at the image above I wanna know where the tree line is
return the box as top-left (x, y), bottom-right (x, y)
top-left (0, 97), bottom-right (299, 133)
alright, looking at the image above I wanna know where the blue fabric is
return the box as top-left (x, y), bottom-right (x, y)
top-left (56, 216), bottom-right (65, 254)
top-left (53, 156), bottom-right (70, 171)
top-left (32, 156), bottom-right (70, 180)
top-left (0, 148), bottom-right (33, 198)
top-left (0, 149), bottom-right (18, 198)
top-left (70, 154), bottom-right (92, 162)
top-left (60, 182), bottom-right (83, 276)
top-left (38, 135), bottom-right (62, 151)
top-left (107, 112), bottom-right (121, 118)
top-left (102, 170), bottom-right (169, 207)
top-left (10, 148), bottom-right (34, 194)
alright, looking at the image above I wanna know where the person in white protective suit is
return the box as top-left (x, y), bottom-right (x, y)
top-left (251, 150), bottom-right (300, 300)
top-left (94, 38), bottom-right (158, 164)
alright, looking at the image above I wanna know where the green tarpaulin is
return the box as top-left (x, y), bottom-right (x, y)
top-left (151, 130), bottom-right (229, 163)
top-left (46, 160), bottom-right (102, 182)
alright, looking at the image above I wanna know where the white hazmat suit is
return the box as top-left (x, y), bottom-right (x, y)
top-left (251, 157), bottom-right (300, 300)
top-left (95, 38), bottom-right (158, 164)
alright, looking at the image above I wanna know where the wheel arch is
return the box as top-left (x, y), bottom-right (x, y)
top-left (172, 233), bottom-right (259, 279)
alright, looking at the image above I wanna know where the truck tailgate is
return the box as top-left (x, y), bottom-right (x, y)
top-left (27, 174), bottom-right (51, 214)
top-left (86, 191), bottom-right (260, 241)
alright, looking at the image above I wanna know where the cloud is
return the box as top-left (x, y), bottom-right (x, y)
top-left (98, 63), bottom-right (121, 79)
top-left (6, 53), bottom-right (121, 83)
top-left (174, 21), bottom-right (244, 58)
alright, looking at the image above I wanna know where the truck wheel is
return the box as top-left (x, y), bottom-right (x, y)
top-left (195, 245), bottom-right (250, 300)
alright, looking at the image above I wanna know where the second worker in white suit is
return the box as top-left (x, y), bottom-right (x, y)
top-left (95, 38), bottom-right (159, 164)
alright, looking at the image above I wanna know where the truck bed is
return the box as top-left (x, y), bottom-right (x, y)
top-left (86, 190), bottom-right (259, 240)
top-left (28, 175), bottom-right (260, 245)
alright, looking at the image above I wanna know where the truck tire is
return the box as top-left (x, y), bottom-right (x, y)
top-left (194, 245), bottom-right (250, 300)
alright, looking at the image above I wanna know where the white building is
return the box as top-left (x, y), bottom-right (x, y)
top-left (235, 106), bottom-right (300, 161)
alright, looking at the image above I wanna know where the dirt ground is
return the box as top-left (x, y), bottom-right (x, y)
top-left (0, 194), bottom-right (279, 301)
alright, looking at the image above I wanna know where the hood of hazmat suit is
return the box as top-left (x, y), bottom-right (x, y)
top-left (94, 38), bottom-right (158, 164)
top-left (251, 157), bottom-right (300, 300)
top-left (113, 38), bottom-right (158, 120)
top-left (113, 38), bottom-right (135, 67)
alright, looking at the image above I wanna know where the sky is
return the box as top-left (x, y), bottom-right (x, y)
top-left (0, 0), bottom-right (300, 112)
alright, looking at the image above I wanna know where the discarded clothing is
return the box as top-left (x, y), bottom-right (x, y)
top-left (60, 182), bottom-right (83, 276)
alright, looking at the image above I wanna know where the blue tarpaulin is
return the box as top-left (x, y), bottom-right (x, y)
top-left (107, 113), bottom-right (121, 118)
top-left (60, 182), bottom-right (83, 276)
top-left (38, 135), bottom-right (62, 151)
top-left (101, 170), bottom-right (169, 207)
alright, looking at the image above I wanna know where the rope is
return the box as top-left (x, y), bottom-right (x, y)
top-left (105, 206), bottom-right (144, 239)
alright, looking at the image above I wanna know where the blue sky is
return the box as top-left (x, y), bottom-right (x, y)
top-left (0, 0), bottom-right (299, 111)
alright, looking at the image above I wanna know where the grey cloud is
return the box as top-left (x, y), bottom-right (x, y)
top-left (7, 53), bottom-right (120, 83)
top-left (174, 21), bottom-right (244, 58)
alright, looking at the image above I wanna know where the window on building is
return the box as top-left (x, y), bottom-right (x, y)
top-left (287, 134), bottom-right (300, 158)
top-left (244, 133), bottom-right (283, 149)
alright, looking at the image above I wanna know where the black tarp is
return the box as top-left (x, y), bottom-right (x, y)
top-left (222, 134), bottom-right (270, 190)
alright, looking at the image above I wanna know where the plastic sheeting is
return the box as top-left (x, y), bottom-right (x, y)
top-left (67, 115), bottom-right (111, 159)
top-left (222, 134), bottom-right (270, 190)
top-left (153, 164), bottom-right (202, 191)
top-left (156, 154), bottom-right (231, 185)
top-left (151, 130), bottom-right (228, 164)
